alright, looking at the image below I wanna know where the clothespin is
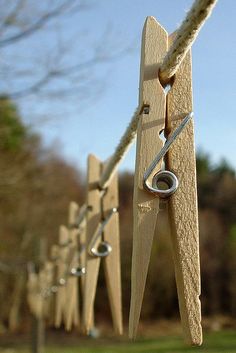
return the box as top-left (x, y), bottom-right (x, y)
top-left (50, 244), bottom-right (60, 288)
top-left (65, 201), bottom-right (86, 331)
top-left (40, 260), bottom-right (54, 319)
top-left (68, 201), bottom-right (87, 291)
top-left (54, 225), bottom-right (70, 328)
top-left (27, 262), bottom-right (49, 319)
top-left (83, 154), bottom-right (122, 334)
top-left (27, 263), bottom-right (41, 318)
top-left (76, 204), bottom-right (87, 294)
top-left (48, 244), bottom-right (60, 326)
top-left (129, 17), bottom-right (202, 346)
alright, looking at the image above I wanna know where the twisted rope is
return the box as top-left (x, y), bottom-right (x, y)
top-left (99, 0), bottom-right (218, 188)
top-left (159, 0), bottom-right (218, 84)
top-left (99, 106), bottom-right (141, 188)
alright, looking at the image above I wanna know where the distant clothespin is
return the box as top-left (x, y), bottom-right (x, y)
top-left (68, 201), bottom-right (87, 289)
top-left (27, 262), bottom-right (50, 319)
top-left (54, 225), bottom-right (70, 328)
top-left (47, 244), bottom-right (60, 326)
top-left (83, 154), bottom-right (122, 335)
top-left (27, 263), bottom-right (41, 318)
top-left (129, 17), bottom-right (202, 346)
top-left (40, 261), bottom-right (54, 318)
top-left (76, 203), bottom-right (87, 294)
top-left (65, 201), bottom-right (86, 331)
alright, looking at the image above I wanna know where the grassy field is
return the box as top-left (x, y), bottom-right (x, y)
top-left (0, 331), bottom-right (235, 353)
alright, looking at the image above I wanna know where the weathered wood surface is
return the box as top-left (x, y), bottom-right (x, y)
top-left (166, 34), bottom-right (202, 346)
top-left (129, 16), bottom-right (167, 339)
top-left (103, 169), bottom-right (123, 334)
top-left (83, 155), bottom-right (102, 332)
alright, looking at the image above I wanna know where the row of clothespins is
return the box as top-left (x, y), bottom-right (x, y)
top-left (27, 16), bottom-right (202, 346)
top-left (27, 201), bottom-right (86, 331)
top-left (27, 157), bottom-right (122, 334)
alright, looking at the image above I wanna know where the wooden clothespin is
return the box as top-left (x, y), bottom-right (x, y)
top-left (27, 263), bottom-right (41, 318)
top-left (27, 262), bottom-right (50, 320)
top-left (64, 201), bottom-right (85, 331)
top-left (83, 154), bottom-right (122, 335)
top-left (68, 201), bottom-right (87, 292)
top-left (40, 260), bottom-right (54, 319)
top-left (77, 204), bottom-right (87, 295)
top-left (55, 225), bottom-right (70, 328)
top-left (129, 17), bottom-right (202, 346)
top-left (48, 244), bottom-right (59, 326)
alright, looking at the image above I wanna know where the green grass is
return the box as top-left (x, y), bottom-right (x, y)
top-left (0, 331), bottom-right (235, 353)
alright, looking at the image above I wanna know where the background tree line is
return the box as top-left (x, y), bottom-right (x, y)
top-left (0, 97), bottom-right (235, 333)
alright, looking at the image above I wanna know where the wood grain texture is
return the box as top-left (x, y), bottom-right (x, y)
top-left (103, 170), bottom-right (123, 334)
top-left (166, 34), bottom-right (202, 346)
top-left (129, 16), bottom-right (168, 339)
top-left (55, 225), bottom-right (70, 328)
top-left (83, 154), bottom-right (102, 333)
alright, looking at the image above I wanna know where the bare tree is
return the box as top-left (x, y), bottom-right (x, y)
top-left (0, 0), bottom-right (132, 119)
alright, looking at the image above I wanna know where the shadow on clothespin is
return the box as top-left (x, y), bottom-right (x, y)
top-left (129, 16), bottom-right (202, 346)
top-left (83, 154), bottom-right (122, 335)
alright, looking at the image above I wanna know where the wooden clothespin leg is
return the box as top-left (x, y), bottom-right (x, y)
top-left (83, 155), bottom-right (101, 332)
top-left (129, 17), bottom-right (167, 339)
top-left (27, 264), bottom-right (40, 318)
top-left (129, 16), bottom-right (202, 346)
top-left (42, 261), bottom-right (54, 319)
top-left (102, 163), bottom-right (122, 335)
top-left (78, 207), bottom-right (87, 295)
top-left (27, 263), bottom-right (49, 320)
top-left (65, 202), bottom-right (80, 331)
top-left (83, 154), bottom-right (122, 334)
top-left (55, 225), bottom-right (70, 328)
top-left (49, 245), bottom-right (59, 326)
top-left (166, 34), bottom-right (202, 345)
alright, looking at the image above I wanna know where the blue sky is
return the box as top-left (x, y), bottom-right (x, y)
top-left (18, 0), bottom-right (236, 172)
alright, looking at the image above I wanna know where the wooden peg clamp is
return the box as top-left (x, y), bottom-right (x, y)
top-left (129, 16), bottom-right (202, 346)
top-left (83, 154), bottom-right (122, 335)
top-left (54, 225), bottom-right (70, 328)
top-left (27, 265), bottom-right (41, 318)
top-left (77, 205), bottom-right (87, 294)
top-left (47, 244), bottom-right (59, 325)
top-left (41, 261), bottom-right (54, 319)
top-left (27, 262), bottom-right (52, 320)
top-left (64, 201), bottom-right (81, 331)
top-left (166, 33), bottom-right (202, 345)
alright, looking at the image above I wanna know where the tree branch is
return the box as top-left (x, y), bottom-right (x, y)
top-left (0, 0), bottom-right (79, 47)
top-left (7, 44), bottom-right (133, 99)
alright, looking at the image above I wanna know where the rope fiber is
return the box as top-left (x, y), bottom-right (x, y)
top-left (159, 0), bottom-right (218, 84)
top-left (99, 106), bottom-right (142, 188)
